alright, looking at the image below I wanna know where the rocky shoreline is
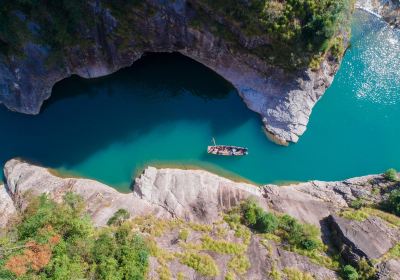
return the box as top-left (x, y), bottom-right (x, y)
top-left (1, 158), bottom-right (399, 279)
top-left (356, 0), bottom-right (400, 28)
top-left (0, 0), bottom-right (352, 145)
top-left (0, 2), bottom-right (398, 146)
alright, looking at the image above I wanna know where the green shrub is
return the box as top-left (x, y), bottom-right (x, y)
top-left (255, 212), bottom-right (279, 233)
top-left (241, 199), bottom-right (278, 233)
top-left (107, 209), bottom-right (130, 226)
top-left (350, 199), bottom-right (365, 210)
top-left (357, 258), bottom-right (376, 280)
top-left (384, 168), bottom-right (398, 181)
top-left (342, 265), bottom-right (359, 280)
top-left (382, 189), bottom-right (400, 216)
top-left (388, 243), bottom-right (400, 259)
top-left (278, 215), bottom-right (322, 251)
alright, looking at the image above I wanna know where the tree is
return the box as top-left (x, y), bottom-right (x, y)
top-left (382, 189), bottom-right (400, 216)
top-left (342, 265), bottom-right (359, 280)
top-left (255, 212), bottom-right (278, 233)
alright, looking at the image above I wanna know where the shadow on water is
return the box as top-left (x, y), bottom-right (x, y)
top-left (0, 53), bottom-right (254, 172)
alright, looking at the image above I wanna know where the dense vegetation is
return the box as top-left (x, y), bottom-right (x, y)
top-left (0, 0), bottom-right (353, 70)
top-left (0, 194), bottom-right (149, 280)
top-left (191, 0), bottom-right (353, 69)
top-left (0, 0), bottom-right (92, 55)
top-left (236, 199), bottom-right (322, 251)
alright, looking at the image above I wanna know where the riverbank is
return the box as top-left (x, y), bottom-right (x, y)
top-left (1, 158), bottom-right (399, 279)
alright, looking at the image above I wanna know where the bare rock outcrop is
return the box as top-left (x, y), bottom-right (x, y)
top-left (377, 259), bottom-right (400, 280)
top-left (133, 166), bottom-right (261, 222)
top-left (262, 175), bottom-right (389, 225)
top-left (0, 184), bottom-right (16, 229)
top-left (329, 215), bottom-right (400, 263)
top-left (3, 159), bottom-right (261, 226)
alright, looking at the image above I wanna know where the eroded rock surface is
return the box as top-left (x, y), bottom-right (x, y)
top-left (0, 0), bottom-right (351, 144)
top-left (377, 259), bottom-right (400, 280)
top-left (3, 159), bottom-right (261, 226)
top-left (0, 184), bottom-right (16, 229)
top-left (262, 175), bottom-right (389, 225)
top-left (329, 215), bottom-right (400, 263)
top-left (357, 0), bottom-right (400, 27)
top-left (133, 166), bottom-right (261, 222)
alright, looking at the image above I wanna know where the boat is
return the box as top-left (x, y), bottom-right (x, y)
top-left (207, 138), bottom-right (248, 156)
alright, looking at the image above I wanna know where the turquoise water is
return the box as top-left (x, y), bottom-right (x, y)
top-left (1, 11), bottom-right (399, 191)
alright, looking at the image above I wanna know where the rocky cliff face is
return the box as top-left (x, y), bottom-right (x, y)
top-left (0, 0), bottom-right (352, 145)
top-left (1, 159), bottom-right (399, 279)
top-left (357, 0), bottom-right (400, 27)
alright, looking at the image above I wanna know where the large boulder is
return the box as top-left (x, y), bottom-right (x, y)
top-left (328, 215), bottom-right (400, 263)
top-left (262, 175), bottom-right (388, 225)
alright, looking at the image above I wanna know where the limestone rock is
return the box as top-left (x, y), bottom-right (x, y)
top-left (328, 215), bottom-right (400, 263)
top-left (0, 0), bottom-right (349, 145)
top-left (377, 259), bottom-right (400, 280)
top-left (262, 175), bottom-right (387, 225)
top-left (133, 166), bottom-right (261, 223)
top-left (3, 159), bottom-right (261, 226)
top-left (0, 184), bottom-right (17, 229)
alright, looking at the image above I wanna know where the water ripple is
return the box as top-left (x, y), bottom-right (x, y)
top-left (345, 11), bottom-right (400, 105)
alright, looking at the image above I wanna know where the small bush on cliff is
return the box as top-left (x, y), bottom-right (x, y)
top-left (381, 189), bottom-right (400, 216)
top-left (350, 198), bottom-right (365, 210)
top-left (342, 265), bottom-right (359, 280)
top-left (0, 194), bottom-right (149, 280)
top-left (241, 199), bottom-right (278, 233)
top-left (107, 208), bottom-right (130, 226)
top-left (384, 168), bottom-right (398, 181)
top-left (238, 199), bottom-right (322, 252)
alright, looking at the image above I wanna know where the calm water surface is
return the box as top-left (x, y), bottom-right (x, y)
top-left (1, 11), bottom-right (399, 191)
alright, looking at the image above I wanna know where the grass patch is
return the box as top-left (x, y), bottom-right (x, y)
top-left (228, 255), bottom-right (251, 275)
top-left (157, 265), bottom-right (172, 280)
top-left (188, 222), bottom-right (212, 232)
top-left (178, 229), bottom-right (190, 242)
top-left (388, 243), bottom-right (400, 259)
top-left (363, 208), bottom-right (400, 227)
top-left (340, 209), bottom-right (369, 222)
top-left (283, 267), bottom-right (315, 280)
top-left (262, 233), bottom-right (282, 243)
top-left (146, 237), bottom-right (175, 265)
top-left (178, 251), bottom-right (219, 277)
top-left (270, 263), bottom-right (282, 280)
top-left (225, 271), bottom-right (236, 280)
top-left (201, 235), bottom-right (247, 255)
top-left (133, 215), bottom-right (183, 237)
